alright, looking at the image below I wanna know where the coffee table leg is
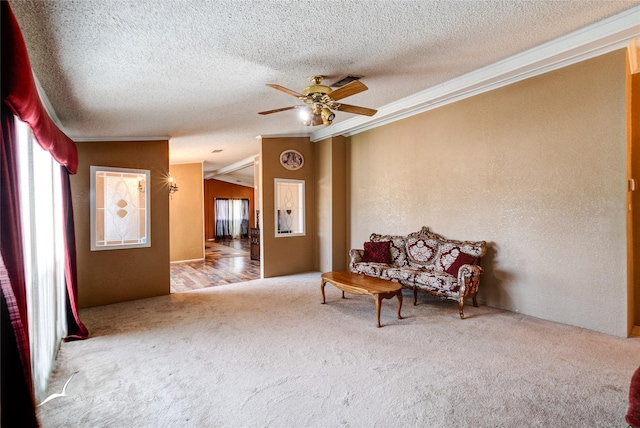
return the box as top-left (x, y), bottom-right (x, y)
top-left (320, 280), bottom-right (326, 304)
top-left (397, 291), bottom-right (403, 320)
top-left (375, 294), bottom-right (382, 328)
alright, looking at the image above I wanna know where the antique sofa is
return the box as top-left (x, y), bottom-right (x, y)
top-left (349, 226), bottom-right (487, 319)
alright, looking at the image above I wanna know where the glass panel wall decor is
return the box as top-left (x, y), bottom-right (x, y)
top-left (274, 178), bottom-right (305, 237)
top-left (90, 166), bottom-right (150, 250)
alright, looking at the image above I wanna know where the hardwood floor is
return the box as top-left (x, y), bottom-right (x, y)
top-left (170, 238), bottom-right (261, 293)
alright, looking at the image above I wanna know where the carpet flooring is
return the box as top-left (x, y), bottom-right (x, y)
top-left (38, 272), bottom-right (640, 427)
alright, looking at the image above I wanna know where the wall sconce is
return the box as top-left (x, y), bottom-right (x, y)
top-left (168, 174), bottom-right (179, 198)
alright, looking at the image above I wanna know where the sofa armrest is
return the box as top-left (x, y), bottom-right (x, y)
top-left (350, 249), bottom-right (364, 268)
top-left (457, 264), bottom-right (484, 296)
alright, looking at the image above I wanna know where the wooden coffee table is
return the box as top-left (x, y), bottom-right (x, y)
top-left (320, 271), bottom-right (403, 328)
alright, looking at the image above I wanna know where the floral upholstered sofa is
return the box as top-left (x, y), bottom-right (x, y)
top-left (349, 226), bottom-right (487, 319)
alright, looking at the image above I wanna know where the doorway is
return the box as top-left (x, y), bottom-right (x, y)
top-left (170, 181), bottom-right (260, 292)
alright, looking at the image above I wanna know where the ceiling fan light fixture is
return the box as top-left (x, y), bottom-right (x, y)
top-left (299, 108), bottom-right (311, 122)
top-left (321, 107), bottom-right (335, 125)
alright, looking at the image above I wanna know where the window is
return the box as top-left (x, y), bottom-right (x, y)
top-left (214, 198), bottom-right (249, 239)
top-left (16, 119), bottom-right (67, 403)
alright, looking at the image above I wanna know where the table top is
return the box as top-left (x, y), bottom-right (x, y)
top-left (321, 271), bottom-right (402, 293)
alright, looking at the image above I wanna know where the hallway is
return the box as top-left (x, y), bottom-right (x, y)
top-left (170, 238), bottom-right (260, 293)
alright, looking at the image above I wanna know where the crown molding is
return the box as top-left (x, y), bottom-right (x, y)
top-left (257, 133), bottom-right (312, 139)
top-left (72, 136), bottom-right (171, 142)
top-left (169, 160), bottom-right (205, 166)
top-left (310, 5), bottom-right (640, 142)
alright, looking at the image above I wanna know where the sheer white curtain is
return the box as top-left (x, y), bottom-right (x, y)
top-left (16, 119), bottom-right (67, 403)
top-left (215, 198), bottom-right (230, 238)
top-left (229, 199), bottom-right (243, 239)
top-left (215, 198), bottom-right (249, 239)
top-left (240, 199), bottom-right (249, 237)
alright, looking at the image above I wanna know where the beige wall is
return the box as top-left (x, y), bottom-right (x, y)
top-left (315, 136), bottom-right (347, 272)
top-left (169, 163), bottom-right (204, 262)
top-left (348, 50), bottom-right (628, 336)
top-left (260, 137), bottom-right (315, 277)
top-left (72, 141), bottom-right (170, 308)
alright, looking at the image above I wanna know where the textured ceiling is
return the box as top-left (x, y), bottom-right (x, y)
top-left (9, 0), bottom-right (640, 182)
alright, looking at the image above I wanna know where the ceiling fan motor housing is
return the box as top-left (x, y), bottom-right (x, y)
top-left (301, 85), bottom-right (331, 96)
top-left (301, 75), bottom-right (332, 97)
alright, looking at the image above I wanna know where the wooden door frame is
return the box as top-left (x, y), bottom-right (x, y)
top-left (627, 47), bottom-right (640, 336)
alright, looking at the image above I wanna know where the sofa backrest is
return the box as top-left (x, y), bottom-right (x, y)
top-left (369, 226), bottom-right (487, 271)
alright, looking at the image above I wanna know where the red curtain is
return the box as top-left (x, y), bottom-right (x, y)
top-left (0, 104), bottom-right (37, 427)
top-left (0, 106), bottom-right (30, 372)
top-left (2, 0), bottom-right (88, 338)
top-left (1, 1), bottom-right (77, 173)
top-left (2, 265), bottom-right (38, 428)
top-left (1, 1), bottom-right (87, 423)
top-left (61, 168), bottom-right (88, 341)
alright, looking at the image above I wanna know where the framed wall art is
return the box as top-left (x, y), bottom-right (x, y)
top-left (280, 149), bottom-right (304, 171)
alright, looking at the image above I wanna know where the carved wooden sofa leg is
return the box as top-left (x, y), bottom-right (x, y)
top-left (413, 287), bottom-right (418, 306)
top-left (459, 294), bottom-right (479, 319)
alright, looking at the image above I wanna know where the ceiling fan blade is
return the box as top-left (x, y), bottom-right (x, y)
top-left (336, 103), bottom-right (377, 116)
top-left (329, 80), bottom-right (368, 101)
top-left (266, 84), bottom-right (305, 98)
top-left (258, 106), bottom-right (299, 115)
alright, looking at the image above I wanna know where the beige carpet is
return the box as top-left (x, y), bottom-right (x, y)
top-left (37, 272), bottom-right (640, 427)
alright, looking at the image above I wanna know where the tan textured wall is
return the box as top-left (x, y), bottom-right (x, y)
top-left (72, 141), bottom-right (170, 308)
top-left (203, 179), bottom-right (255, 240)
top-left (349, 51), bottom-right (628, 336)
top-left (260, 136), bottom-right (315, 277)
top-left (331, 136), bottom-right (347, 270)
top-left (169, 163), bottom-right (204, 262)
top-left (315, 136), bottom-right (348, 272)
top-left (315, 138), bottom-right (332, 272)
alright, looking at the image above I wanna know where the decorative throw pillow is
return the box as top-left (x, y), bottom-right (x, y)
top-left (363, 241), bottom-right (391, 263)
top-left (444, 251), bottom-right (477, 276)
top-left (370, 234), bottom-right (408, 266)
top-left (405, 238), bottom-right (439, 266)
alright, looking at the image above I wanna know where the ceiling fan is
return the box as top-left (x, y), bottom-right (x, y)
top-left (258, 75), bottom-right (377, 126)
